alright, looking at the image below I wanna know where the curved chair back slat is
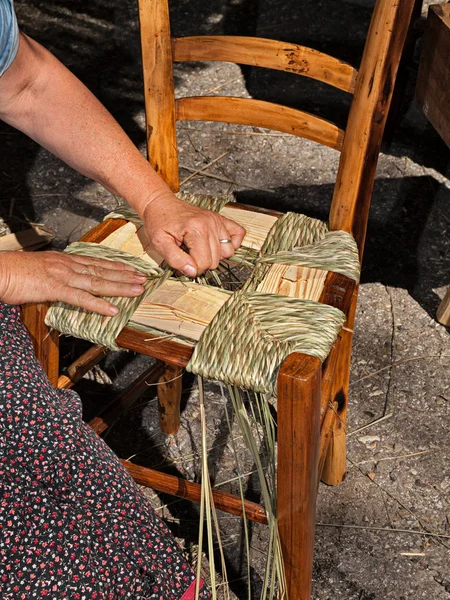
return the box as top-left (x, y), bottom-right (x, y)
top-left (176, 97), bottom-right (344, 150)
top-left (172, 36), bottom-right (358, 94)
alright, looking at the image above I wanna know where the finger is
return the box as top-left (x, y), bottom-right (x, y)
top-left (204, 229), bottom-right (221, 269)
top-left (57, 285), bottom-right (120, 316)
top-left (151, 232), bottom-right (198, 278)
top-left (184, 229), bottom-right (214, 274)
top-left (72, 263), bottom-right (147, 284)
top-left (217, 228), bottom-right (236, 260)
top-left (70, 272), bottom-right (145, 298)
top-left (220, 217), bottom-right (246, 250)
top-left (68, 254), bottom-right (138, 272)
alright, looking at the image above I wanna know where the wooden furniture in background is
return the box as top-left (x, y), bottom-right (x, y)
top-left (416, 3), bottom-right (450, 147)
top-left (22, 0), bottom-right (416, 597)
top-left (416, 3), bottom-right (450, 326)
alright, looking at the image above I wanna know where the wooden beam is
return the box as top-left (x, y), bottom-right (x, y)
top-left (58, 344), bottom-right (108, 389)
top-left (329, 0), bottom-right (416, 256)
top-left (138, 0), bottom-right (179, 190)
top-left (0, 225), bottom-right (54, 252)
top-left (173, 36), bottom-right (357, 94)
top-left (121, 460), bottom-right (268, 524)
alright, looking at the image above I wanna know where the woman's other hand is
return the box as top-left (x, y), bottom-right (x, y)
top-left (0, 251), bottom-right (147, 315)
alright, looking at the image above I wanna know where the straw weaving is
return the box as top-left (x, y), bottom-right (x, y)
top-left (45, 197), bottom-right (360, 393)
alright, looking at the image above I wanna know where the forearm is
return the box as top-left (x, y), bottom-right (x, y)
top-left (0, 33), bottom-right (170, 215)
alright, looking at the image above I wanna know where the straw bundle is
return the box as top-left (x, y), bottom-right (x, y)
top-left (187, 291), bottom-right (345, 393)
top-left (45, 242), bottom-right (168, 349)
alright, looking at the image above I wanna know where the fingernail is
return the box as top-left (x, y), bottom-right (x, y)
top-left (109, 305), bottom-right (119, 315)
top-left (133, 275), bottom-right (147, 282)
top-left (182, 264), bottom-right (196, 277)
top-left (131, 285), bottom-right (144, 293)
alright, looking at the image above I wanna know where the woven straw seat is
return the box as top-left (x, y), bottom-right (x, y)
top-left (22, 0), bottom-right (416, 597)
top-left (46, 195), bottom-right (359, 393)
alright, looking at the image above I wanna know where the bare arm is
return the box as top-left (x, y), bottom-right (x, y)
top-left (0, 33), bottom-right (245, 279)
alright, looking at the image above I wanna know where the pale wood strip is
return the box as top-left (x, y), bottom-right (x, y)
top-left (0, 226), bottom-right (54, 252)
top-left (256, 264), bottom-right (327, 301)
top-left (138, 0), bottom-right (179, 190)
top-left (100, 222), bottom-right (162, 266)
top-left (176, 97), bottom-right (344, 150)
top-left (173, 36), bottom-right (357, 94)
top-left (132, 280), bottom-right (229, 341)
top-left (100, 221), bottom-right (137, 250)
top-left (220, 206), bottom-right (278, 250)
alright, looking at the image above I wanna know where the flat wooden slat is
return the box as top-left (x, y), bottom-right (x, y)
top-left (329, 0), bottom-right (416, 255)
top-left (173, 35), bottom-right (357, 94)
top-left (176, 97), bottom-right (344, 150)
top-left (138, 0), bottom-right (179, 190)
top-left (0, 226), bottom-right (54, 252)
top-left (117, 326), bottom-right (193, 367)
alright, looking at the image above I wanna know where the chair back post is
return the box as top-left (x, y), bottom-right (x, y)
top-left (138, 0), bottom-right (179, 191)
top-left (329, 0), bottom-right (416, 259)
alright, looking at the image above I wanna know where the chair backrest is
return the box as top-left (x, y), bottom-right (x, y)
top-left (137, 0), bottom-right (415, 259)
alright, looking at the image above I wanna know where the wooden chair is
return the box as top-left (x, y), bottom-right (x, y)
top-left (22, 0), bottom-right (416, 597)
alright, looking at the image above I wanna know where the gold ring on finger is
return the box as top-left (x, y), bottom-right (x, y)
top-left (219, 239), bottom-right (232, 244)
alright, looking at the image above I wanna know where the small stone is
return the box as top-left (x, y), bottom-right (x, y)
top-left (358, 435), bottom-right (381, 449)
top-left (390, 471), bottom-right (398, 482)
top-left (415, 479), bottom-right (428, 488)
top-left (368, 472), bottom-right (376, 481)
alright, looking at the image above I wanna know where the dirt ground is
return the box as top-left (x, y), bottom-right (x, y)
top-left (1, 0), bottom-right (449, 598)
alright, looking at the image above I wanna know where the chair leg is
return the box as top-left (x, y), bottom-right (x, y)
top-left (21, 302), bottom-right (59, 387)
top-left (277, 354), bottom-right (322, 600)
top-left (157, 364), bottom-right (183, 434)
top-left (321, 291), bottom-right (358, 486)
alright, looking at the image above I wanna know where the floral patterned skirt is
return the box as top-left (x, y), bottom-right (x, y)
top-left (0, 302), bottom-right (209, 600)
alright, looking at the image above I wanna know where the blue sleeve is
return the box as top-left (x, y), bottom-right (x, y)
top-left (0, 0), bottom-right (19, 76)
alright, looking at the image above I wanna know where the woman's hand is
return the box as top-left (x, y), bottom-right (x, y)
top-left (0, 251), bottom-right (147, 315)
top-left (142, 195), bottom-right (246, 277)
